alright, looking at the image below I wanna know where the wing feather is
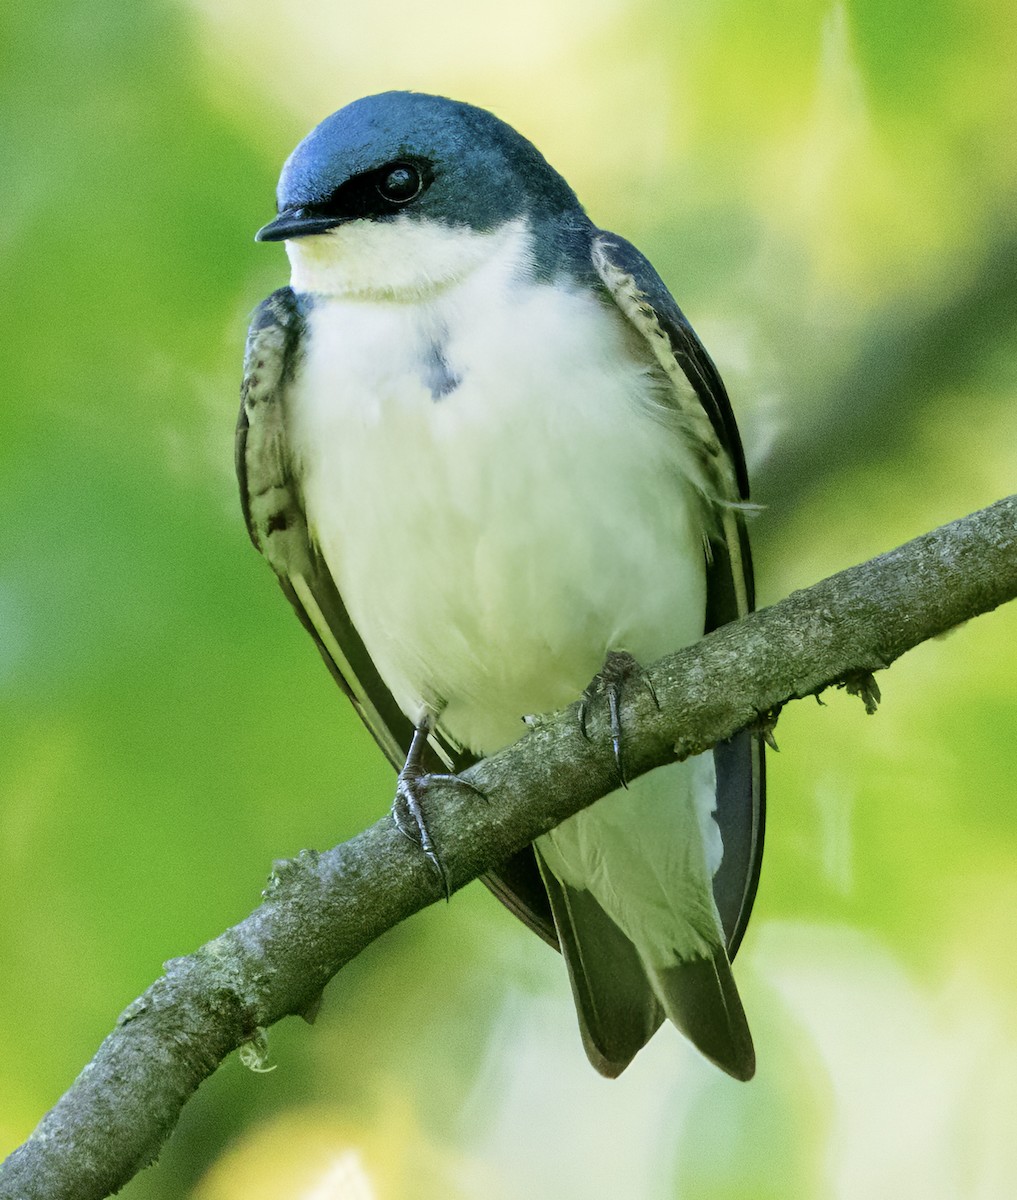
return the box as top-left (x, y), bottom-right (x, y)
top-left (529, 231), bottom-right (765, 1077)
top-left (237, 289), bottom-right (410, 765)
top-left (591, 233), bottom-right (766, 959)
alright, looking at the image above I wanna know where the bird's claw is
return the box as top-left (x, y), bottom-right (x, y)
top-left (751, 704), bottom-right (783, 752)
top-left (578, 650), bottom-right (659, 787)
top-left (392, 766), bottom-right (485, 900)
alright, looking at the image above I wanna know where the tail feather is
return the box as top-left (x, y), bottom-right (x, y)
top-left (647, 944), bottom-right (755, 1080)
top-left (536, 849), bottom-right (662, 1077)
top-left (535, 754), bottom-right (756, 1079)
top-left (536, 846), bottom-right (754, 1079)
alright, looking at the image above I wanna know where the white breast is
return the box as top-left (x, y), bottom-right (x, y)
top-left (286, 219), bottom-right (709, 756)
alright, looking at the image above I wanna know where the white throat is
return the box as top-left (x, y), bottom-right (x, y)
top-left (285, 214), bottom-right (532, 300)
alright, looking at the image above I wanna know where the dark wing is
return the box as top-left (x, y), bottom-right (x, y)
top-left (531, 233), bottom-right (764, 1078)
top-left (591, 232), bottom-right (766, 960)
top-left (236, 288), bottom-right (558, 945)
top-left (237, 289), bottom-right (412, 766)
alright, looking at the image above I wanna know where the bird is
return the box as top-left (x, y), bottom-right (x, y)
top-left (237, 91), bottom-right (764, 1080)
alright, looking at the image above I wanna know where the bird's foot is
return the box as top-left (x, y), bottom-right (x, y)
top-left (392, 757), bottom-right (484, 900)
top-left (578, 650), bottom-right (659, 787)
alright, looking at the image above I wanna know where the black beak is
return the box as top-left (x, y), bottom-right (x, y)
top-left (255, 207), bottom-right (340, 242)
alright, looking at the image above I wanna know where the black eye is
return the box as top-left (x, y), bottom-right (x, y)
top-left (376, 163), bottom-right (422, 204)
top-left (310, 160), bottom-right (431, 226)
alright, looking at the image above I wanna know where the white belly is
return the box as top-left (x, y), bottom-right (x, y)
top-left (288, 272), bottom-right (708, 756)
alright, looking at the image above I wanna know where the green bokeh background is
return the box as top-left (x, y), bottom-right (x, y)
top-left (3, 0), bottom-right (1016, 1196)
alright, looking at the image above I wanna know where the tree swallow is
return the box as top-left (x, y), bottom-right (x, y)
top-left (237, 91), bottom-right (764, 1080)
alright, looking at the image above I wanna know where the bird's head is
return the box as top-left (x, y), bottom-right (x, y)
top-left (255, 91), bottom-right (585, 298)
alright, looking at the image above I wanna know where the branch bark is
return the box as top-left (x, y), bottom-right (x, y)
top-left (3, 495), bottom-right (1017, 1200)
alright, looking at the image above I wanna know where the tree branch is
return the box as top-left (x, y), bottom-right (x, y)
top-left (3, 495), bottom-right (1016, 1200)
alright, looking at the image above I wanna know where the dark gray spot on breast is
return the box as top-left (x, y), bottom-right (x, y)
top-left (421, 338), bottom-right (461, 401)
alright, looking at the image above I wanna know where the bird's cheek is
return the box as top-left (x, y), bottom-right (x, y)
top-left (285, 230), bottom-right (351, 292)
